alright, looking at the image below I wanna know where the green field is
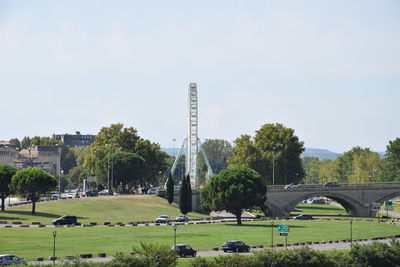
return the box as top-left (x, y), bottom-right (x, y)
top-left (294, 204), bottom-right (347, 215)
top-left (0, 195), bottom-right (205, 224)
top-left (0, 219), bottom-right (398, 260)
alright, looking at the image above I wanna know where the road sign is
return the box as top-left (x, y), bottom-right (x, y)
top-left (278, 224), bottom-right (289, 232)
top-left (385, 201), bottom-right (393, 206)
top-left (279, 232), bottom-right (289, 236)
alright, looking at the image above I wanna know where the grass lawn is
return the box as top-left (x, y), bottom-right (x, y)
top-left (293, 204), bottom-right (347, 215)
top-left (0, 219), bottom-right (398, 260)
top-left (0, 195), bottom-right (205, 224)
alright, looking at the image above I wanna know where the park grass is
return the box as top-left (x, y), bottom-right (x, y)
top-left (0, 195), bottom-right (205, 224)
top-left (293, 204), bottom-right (347, 215)
top-left (0, 219), bottom-right (398, 260)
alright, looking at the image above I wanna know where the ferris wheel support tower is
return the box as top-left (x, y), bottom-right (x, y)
top-left (187, 83), bottom-right (198, 186)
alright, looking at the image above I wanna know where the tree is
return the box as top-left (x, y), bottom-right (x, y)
top-left (201, 166), bottom-right (267, 225)
top-left (228, 123), bottom-right (305, 185)
top-left (186, 175), bottom-right (192, 213)
top-left (166, 173), bottom-right (174, 205)
top-left (9, 138), bottom-right (21, 149)
top-left (0, 164), bottom-right (17, 211)
top-left (84, 123), bottom-right (169, 188)
top-left (10, 168), bottom-right (57, 214)
top-left (21, 136), bottom-right (31, 149)
top-left (197, 139), bottom-right (232, 185)
top-left (378, 138), bottom-right (400, 182)
top-left (99, 152), bottom-right (145, 193)
top-left (179, 175), bottom-right (191, 214)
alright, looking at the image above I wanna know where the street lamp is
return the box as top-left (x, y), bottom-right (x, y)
top-left (52, 231), bottom-right (57, 264)
top-left (173, 225), bottom-right (177, 247)
top-left (270, 221), bottom-right (274, 248)
top-left (350, 220), bottom-right (353, 248)
top-left (272, 147), bottom-right (275, 186)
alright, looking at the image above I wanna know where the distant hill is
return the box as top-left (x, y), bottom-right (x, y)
top-left (301, 148), bottom-right (342, 160)
top-left (162, 147), bottom-right (384, 160)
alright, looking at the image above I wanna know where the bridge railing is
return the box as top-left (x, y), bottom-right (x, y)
top-left (267, 182), bottom-right (400, 192)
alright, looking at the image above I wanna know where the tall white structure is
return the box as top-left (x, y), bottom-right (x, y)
top-left (187, 83), bottom-right (199, 186)
top-left (171, 83), bottom-right (213, 187)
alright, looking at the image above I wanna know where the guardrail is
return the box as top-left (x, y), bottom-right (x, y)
top-left (267, 183), bottom-right (400, 192)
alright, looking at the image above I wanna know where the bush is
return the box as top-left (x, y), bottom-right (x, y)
top-left (349, 241), bottom-right (400, 267)
top-left (108, 243), bottom-right (177, 267)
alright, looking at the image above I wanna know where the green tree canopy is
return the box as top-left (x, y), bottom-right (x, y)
top-left (201, 166), bottom-right (267, 225)
top-left (9, 138), bottom-right (21, 149)
top-left (99, 152), bottom-right (145, 193)
top-left (179, 175), bottom-right (191, 215)
top-left (0, 164), bottom-right (17, 211)
top-left (378, 138), bottom-right (400, 182)
top-left (84, 123), bottom-right (169, 188)
top-left (10, 168), bottom-right (57, 214)
top-left (228, 123), bottom-right (305, 185)
top-left (166, 173), bottom-right (174, 205)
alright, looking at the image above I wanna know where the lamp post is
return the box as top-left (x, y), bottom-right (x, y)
top-left (173, 225), bottom-right (177, 247)
top-left (271, 221), bottom-right (274, 248)
top-left (52, 231), bottom-right (57, 264)
top-left (173, 139), bottom-right (176, 158)
top-left (350, 220), bottom-right (353, 248)
top-left (272, 147), bottom-right (275, 186)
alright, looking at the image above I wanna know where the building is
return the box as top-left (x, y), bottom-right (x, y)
top-left (52, 131), bottom-right (95, 147)
top-left (0, 144), bottom-right (61, 177)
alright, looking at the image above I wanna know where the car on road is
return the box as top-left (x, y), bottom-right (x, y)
top-left (175, 214), bottom-right (188, 222)
top-left (284, 183), bottom-right (301, 189)
top-left (0, 254), bottom-right (25, 266)
top-left (155, 215), bottom-right (170, 223)
top-left (311, 198), bottom-right (327, 204)
top-left (324, 182), bottom-right (341, 188)
top-left (52, 215), bottom-right (77, 225)
top-left (50, 191), bottom-right (59, 200)
top-left (222, 240), bottom-right (250, 253)
top-left (147, 188), bottom-right (157, 194)
top-left (172, 244), bottom-right (197, 257)
top-left (82, 190), bottom-right (98, 197)
top-left (98, 189), bottom-right (113, 196)
top-left (293, 214), bottom-right (313, 220)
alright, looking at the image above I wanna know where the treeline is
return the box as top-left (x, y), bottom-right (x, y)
top-left (29, 240), bottom-right (400, 267)
top-left (303, 138), bottom-right (400, 184)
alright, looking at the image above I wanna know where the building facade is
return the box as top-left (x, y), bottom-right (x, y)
top-left (52, 131), bottom-right (95, 147)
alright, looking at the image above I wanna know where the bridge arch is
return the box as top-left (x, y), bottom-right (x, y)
top-left (284, 192), bottom-right (365, 217)
top-left (375, 191), bottom-right (400, 206)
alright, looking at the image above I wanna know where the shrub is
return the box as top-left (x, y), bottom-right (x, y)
top-left (349, 241), bottom-right (400, 267)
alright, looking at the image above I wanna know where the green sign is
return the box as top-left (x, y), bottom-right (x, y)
top-left (385, 201), bottom-right (393, 206)
top-left (278, 224), bottom-right (289, 232)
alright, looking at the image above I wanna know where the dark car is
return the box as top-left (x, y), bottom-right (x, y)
top-left (172, 244), bottom-right (196, 257)
top-left (324, 182), bottom-right (341, 188)
top-left (311, 198), bottom-right (326, 204)
top-left (293, 214), bottom-right (313, 220)
top-left (222, 240), bottom-right (250, 253)
top-left (83, 190), bottom-right (98, 197)
top-left (52, 215), bottom-right (77, 225)
top-left (0, 254), bottom-right (25, 266)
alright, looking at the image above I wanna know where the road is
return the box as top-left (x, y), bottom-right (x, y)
top-left (27, 236), bottom-right (400, 265)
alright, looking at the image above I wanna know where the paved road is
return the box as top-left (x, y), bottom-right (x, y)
top-left (27, 236), bottom-right (400, 265)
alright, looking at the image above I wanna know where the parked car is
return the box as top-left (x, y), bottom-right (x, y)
top-left (98, 189), bottom-right (113, 196)
top-left (82, 190), bottom-right (98, 197)
top-left (50, 191), bottom-right (59, 200)
top-left (176, 214), bottom-right (188, 222)
top-left (311, 198), bottom-right (326, 204)
top-left (293, 214), bottom-right (313, 220)
top-left (284, 183), bottom-right (301, 189)
top-left (172, 244), bottom-right (197, 257)
top-left (52, 215), bottom-right (77, 225)
top-left (324, 182), bottom-right (341, 188)
top-left (155, 215), bottom-right (170, 223)
top-left (147, 188), bottom-right (157, 194)
top-left (222, 240), bottom-right (250, 253)
top-left (0, 254), bottom-right (25, 266)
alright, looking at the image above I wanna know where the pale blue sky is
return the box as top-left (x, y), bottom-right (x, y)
top-left (0, 0), bottom-right (399, 153)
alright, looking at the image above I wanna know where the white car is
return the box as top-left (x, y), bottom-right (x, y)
top-left (284, 183), bottom-right (301, 189)
top-left (155, 215), bottom-right (170, 223)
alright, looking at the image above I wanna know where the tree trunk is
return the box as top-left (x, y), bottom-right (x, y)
top-left (31, 200), bottom-right (36, 215)
top-left (1, 196), bottom-right (5, 211)
top-left (235, 212), bottom-right (242, 225)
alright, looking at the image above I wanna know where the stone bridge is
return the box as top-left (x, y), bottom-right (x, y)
top-left (265, 183), bottom-right (400, 218)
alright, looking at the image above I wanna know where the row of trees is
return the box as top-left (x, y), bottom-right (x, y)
top-left (0, 165), bottom-right (57, 214)
top-left (303, 138), bottom-right (400, 184)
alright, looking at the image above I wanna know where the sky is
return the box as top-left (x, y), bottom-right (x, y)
top-left (0, 0), bottom-right (399, 154)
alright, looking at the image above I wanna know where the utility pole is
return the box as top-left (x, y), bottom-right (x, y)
top-left (272, 147), bottom-right (275, 186)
